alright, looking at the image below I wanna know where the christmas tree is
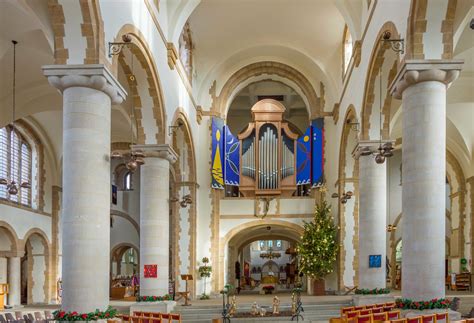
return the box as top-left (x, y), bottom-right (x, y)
top-left (297, 200), bottom-right (338, 279)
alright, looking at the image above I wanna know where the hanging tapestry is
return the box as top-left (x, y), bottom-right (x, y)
top-left (211, 117), bottom-right (225, 189)
top-left (296, 126), bottom-right (312, 185)
top-left (311, 118), bottom-right (324, 187)
top-left (224, 125), bottom-right (240, 186)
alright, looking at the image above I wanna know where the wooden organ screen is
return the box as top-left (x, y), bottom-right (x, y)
top-left (238, 99), bottom-right (298, 197)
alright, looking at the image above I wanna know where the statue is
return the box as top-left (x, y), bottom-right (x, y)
top-left (272, 296), bottom-right (280, 314)
top-left (229, 295), bottom-right (237, 317)
top-left (260, 307), bottom-right (267, 317)
top-left (291, 293), bottom-right (297, 315)
top-left (251, 302), bottom-right (259, 315)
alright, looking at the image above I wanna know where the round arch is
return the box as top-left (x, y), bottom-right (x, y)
top-left (218, 220), bottom-right (304, 291)
top-left (212, 61), bottom-right (321, 119)
top-left (337, 105), bottom-right (359, 291)
top-left (360, 21), bottom-right (401, 141)
top-left (112, 24), bottom-right (167, 145)
top-left (0, 221), bottom-right (20, 256)
top-left (169, 108), bottom-right (198, 296)
top-left (21, 228), bottom-right (50, 304)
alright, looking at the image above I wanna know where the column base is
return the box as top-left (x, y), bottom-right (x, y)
top-left (352, 294), bottom-right (395, 306)
top-left (129, 301), bottom-right (177, 315)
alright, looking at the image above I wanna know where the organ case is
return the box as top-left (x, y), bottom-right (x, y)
top-left (238, 99), bottom-right (299, 197)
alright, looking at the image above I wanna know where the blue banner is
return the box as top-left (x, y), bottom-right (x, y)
top-left (296, 126), bottom-right (312, 185)
top-left (311, 118), bottom-right (324, 187)
top-left (224, 126), bottom-right (240, 186)
top-left (211, 117), bottom-right (225, 189)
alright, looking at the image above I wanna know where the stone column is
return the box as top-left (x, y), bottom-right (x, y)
top-left (7, 256), bottom-right (21, 306)
top-left (390, 60), bottom-right (463, 300)
top-left (43, 64), bottom-right (126, 312)
top-left (355, 141), bottom-right (389, 289)
top-left (134, 144), bottom-right (177, 296)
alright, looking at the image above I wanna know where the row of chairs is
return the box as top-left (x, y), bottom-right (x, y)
top-left (341, 302), bottom-right (397, 316)
top-left (389, 313), bottom-right (449, 323)
top-left (0, 311), bottom-right (53, 323)
top-left (118, 312), bottom-right (181, 323)
top-left (344, 310), bottom-right (401, 323)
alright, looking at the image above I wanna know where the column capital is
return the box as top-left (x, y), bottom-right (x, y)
top-left (390, 59), bottom-right (463, 99)
top-left (42, 64), bottom-right (127, 104)
top-left (353, 139), bottom-right (395, 159)
top-left (133, 144), bottom-right (178, 164)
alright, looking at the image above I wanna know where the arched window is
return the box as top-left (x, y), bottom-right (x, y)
top-left (0, 126), bottom-right (32, 206)
top-left (124, 171), bottom-right (132, 191)
top-left (179, 22), bottom-right (193, 83)
top-left (342, 25), bottom-right (353, 75)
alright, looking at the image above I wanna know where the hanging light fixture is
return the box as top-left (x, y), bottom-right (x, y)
top-left (111, 50), bottom-right (145, 171)
top-left (0, 41), bottom-right (31, 196)
top-left (331, 191), bottom-right (353, 204)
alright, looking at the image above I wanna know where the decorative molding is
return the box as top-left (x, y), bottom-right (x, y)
top-left (441, 0), bottom-right (457, 59)
top-left (353, 40), bottom-right (362, 67)
top-left (167, 43), bottom-right (178, 70)
top-left (332, 103), bottom-right (340, 124)
top-left (389, 59), bottom-right (463, 99)
top-left (42, 64), bottom-right (127, 104)
top-left (132, 144), bottom-right (178, 163)
top-left (47, 0), bottom-right (68, 64)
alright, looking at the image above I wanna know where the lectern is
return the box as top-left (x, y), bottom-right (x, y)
top-left (0, 284), bottom-right (9, 310)
top-left (176, 274), bottom-right (193, 306)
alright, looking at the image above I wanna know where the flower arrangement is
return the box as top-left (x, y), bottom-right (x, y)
top-left (198, 257), bottom-right (212, 300)
top-left (136, 294), bottom-right (173, 302)
top-left (396, 298), bottom-right (451, 310)
top-left (53, 306), bottom-right (117, 321)
top-left (355, 288), bottom-right (390, 295)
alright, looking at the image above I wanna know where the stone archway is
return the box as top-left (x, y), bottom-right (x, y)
top-left (21, 229), bottom-right (50, 305)
top-left (170, 109), bottom-right (198, 296)
top-left (337, 106), bottom-right (359, 291)
top-left (219, 220), bottom-right (303, 291)
top-left (113, 24), bottom-right (167, 145)
top-left (211, 61), bottom-right (322, 119)
top-left (360, 21), bottom-right (401, 141)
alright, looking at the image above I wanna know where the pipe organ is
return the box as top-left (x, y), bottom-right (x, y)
top-left (211, 99), bottom-right (324, 197)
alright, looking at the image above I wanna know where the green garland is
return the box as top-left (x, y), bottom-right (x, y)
top-left (396, 298), bottom-right (451, 310)
top-left (136, 294), bottom-right (173, 302)
top-left (355, 288), bottom-right (390, 295)
top-left (297, 201), bottom-right (338, 279)
top-left (53, 306), bottom-right (117, 321)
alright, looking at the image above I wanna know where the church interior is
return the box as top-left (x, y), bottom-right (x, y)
top-left (0, 0), bottom-right (473, 322)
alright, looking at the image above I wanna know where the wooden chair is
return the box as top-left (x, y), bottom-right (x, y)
top-left (344, 286), bottom-right (358, 295)
top-left (365, 305), bottom-right (375, 309)
top-left (385, 302), bottom-right (396, 307)
top-left (371, 307), bottom-right (383, 314)
top-left (465, 319), bottom-right (474, 323)
top-left (151, 313), bottom-right (163, 319)
top-left (346, 311), bottom-right (360, 319)
top-left (372, 312), bottom-right (387, 322)
top-left (387, 310), bottom-right (401, 320)
top-left (360, 310), bottom-right (371, 315)
top-left (435, 312), bottom-right (449, 323)
top-left (422, 314), bottom-right (435, 323)
top-left (342, 307), bottom-right (356, 317)
top-left (44, 311), bottom-right (53, 320)
top-left (406, 316), bottom-right (422, 323)
top-left (170, 314), bottom-right (181, 323)
top-left (354, 306), bottom-right (365, 311)
top-left (356, 314), bottom-right (373, 323)
top-left (34, 312), bottom-right (43, 321)
top-left (375, 303), bottom-right (385, 308)
top-left (390, 319), bottom-right (407, 323)
top-left (134, 312), bottom-right (144, 317)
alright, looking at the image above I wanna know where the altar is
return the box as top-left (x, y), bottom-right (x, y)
top-left (258, 272), bottom-right (279, 294)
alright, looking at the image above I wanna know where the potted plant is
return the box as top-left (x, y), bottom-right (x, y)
top-left (297, 200), bottom-right (338, 295)
top-left (198, 257), bottom-right (212, 300)
top-left (262, 285), bottom-right (275, 294)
